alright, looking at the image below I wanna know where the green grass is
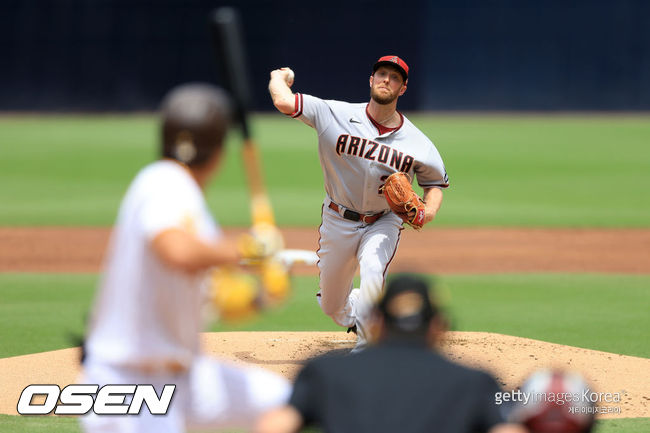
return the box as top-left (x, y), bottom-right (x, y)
top-left (1, 273), bottom-right (648, 359)
top-left (213, 273), bottom-right (650, 358)
top-left (594, 418), bottom-right (650, 432)
top-left (0, 113), bottom-right (648, 227)
top-left (0, 274), bottom-right (95, 358)
top-left (412, 114), bottom-right (650, 227)
top-left (0, 414), bottom-right (646, 433)
top-left (439, 273), bottom-right (650, 358)
top-left (0, 273), bottom-right (336, 359)
top-left (0, 414), bottom-right (79, 433)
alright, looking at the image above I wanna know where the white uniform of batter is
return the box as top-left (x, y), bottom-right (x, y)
top-left (289, 93), bottom-right (449, 350)
top-left (81, 160), bottom-right (290, 433)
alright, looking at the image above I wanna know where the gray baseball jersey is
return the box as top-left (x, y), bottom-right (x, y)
top-left (291, 93), bottom-right (449, 214)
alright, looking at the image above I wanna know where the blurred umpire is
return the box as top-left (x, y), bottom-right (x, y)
top-left (256, 274), bottom-right (525, 433)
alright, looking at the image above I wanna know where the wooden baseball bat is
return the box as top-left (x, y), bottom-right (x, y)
top-left (209, 7), bottom-right (275, 227)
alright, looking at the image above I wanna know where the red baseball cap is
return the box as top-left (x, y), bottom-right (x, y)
top-left (373, 55), bottom-right (409, 81)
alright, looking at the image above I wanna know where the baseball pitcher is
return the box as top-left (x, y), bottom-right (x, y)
top-left (268, 56), bottom-right (449, 351)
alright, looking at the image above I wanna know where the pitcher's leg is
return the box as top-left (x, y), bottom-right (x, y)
top-left (316, 205), bottom-right (361, 327)
top-left (354, 216), bottom-right (402, 350)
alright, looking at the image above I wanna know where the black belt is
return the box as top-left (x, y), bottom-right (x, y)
top-left (328, 202), bottom-right (385, 224)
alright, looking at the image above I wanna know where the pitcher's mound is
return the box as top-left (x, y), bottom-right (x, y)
top-left (0, 331), bottom-right (647, 418)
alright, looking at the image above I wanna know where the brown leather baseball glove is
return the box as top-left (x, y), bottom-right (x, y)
top-left (381, 172), bottom-right (426, 229)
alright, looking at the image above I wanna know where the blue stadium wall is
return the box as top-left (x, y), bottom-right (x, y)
top-left (1, 0), bottom-right (649, 111)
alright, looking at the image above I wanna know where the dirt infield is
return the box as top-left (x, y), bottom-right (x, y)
top-left (1, 226), bottom-right (649, 274)
top-left (1, 332), bottom-right (648, 418)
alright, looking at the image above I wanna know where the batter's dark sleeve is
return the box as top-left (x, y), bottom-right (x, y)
top-left (288, 361), bottom-right (322, 425)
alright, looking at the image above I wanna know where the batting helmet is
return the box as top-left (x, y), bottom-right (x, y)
top-left (161, 83), bottom-right (232, 167)
top-left (510, 369), bottom-right (596, 433)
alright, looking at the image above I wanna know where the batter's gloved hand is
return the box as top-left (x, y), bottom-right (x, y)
top-left (210, 267), bottom-right (260, 321)
top-left (260, 258), bottom-right (290, 302)
top-left (380, 172), bottom-right (426, 230)
top-left (210, 261), bottom-right (291, 322)
top-left (238, 223), bottom-right (285, 261)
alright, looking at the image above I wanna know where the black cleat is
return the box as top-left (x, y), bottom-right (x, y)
top-left (346, 325), bottom-right (357, 335)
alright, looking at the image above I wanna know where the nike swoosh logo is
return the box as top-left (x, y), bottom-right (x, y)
top-left (349, 118), bottom-right (361, 124)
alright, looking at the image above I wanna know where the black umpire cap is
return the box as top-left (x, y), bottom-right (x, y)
top-left (378, 274), bottom-right (438, 334)
top-left (161, 83), bottom-right (232, 167)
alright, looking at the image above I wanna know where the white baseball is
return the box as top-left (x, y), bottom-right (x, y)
top-left (284, 68), bottom-right (295, 86)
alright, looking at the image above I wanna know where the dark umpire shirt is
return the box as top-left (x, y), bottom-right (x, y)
top-left (290, 338), bottom-right (504, 433)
